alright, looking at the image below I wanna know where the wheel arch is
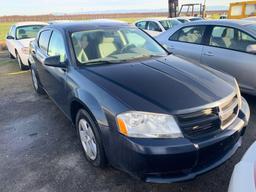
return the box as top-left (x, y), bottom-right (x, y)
top-left (69, 94), bottom-right (108, 129)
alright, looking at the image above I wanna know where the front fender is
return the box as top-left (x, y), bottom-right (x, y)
top-left (70, 89), bottom-right (109, 127)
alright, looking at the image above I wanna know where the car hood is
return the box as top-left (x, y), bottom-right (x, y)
top-left (17, 38), bottom-right (34, 48)
top-left (82, 55), bottom-right (235, 113)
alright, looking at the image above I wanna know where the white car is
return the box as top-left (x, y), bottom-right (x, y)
top-left (134, 18), bottom-right (181, 37)
top-left (243, 16), bottom-right (256, 22)
top-left (228, 141), bottom-right (256, 192)
top-left (6, 22), bottom-right (47, 70)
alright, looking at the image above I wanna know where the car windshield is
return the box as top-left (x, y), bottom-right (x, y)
top-left (16, 25), bottom-right (45, 40)
top-left (159, 20), bottom-right (181, 30)
top-left (71, 27), bottom-right (168, 65)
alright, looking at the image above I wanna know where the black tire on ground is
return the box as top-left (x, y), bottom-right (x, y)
top-left (16, 52), bottom-right (28, 70)
top-left (76, 109), bottom-right (107, 167)
top-left (9, 52), bottom-right (15, 59)
top-left (30, 67), bottom-right (45, 95)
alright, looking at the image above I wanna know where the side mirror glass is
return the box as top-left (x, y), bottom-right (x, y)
top-left (6, 35), bottom-right (14, 40)
top-left (44, 55), bottom-right (66, 68)
top-left (246, 44), bottom-right (256, 54)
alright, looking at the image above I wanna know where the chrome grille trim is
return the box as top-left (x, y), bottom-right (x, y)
top-left (176, 92), bottom-right (240, 139)
top-left (219, 95), bottom-right (239, 130)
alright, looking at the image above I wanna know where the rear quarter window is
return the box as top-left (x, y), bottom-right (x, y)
top-left (38, 30), bottom-right (52, 52)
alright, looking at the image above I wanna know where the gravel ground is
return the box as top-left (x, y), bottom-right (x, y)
top-left (0, 51), bottom-right (255, 192)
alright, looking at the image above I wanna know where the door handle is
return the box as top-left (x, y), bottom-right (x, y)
top-left (32, 50), bottom-right (36, 55)
top-left (204, 51), bottom-right (214, 56)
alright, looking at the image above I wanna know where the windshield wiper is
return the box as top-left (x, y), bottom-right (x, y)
top-left (83, 60), bottom-right (121, 65)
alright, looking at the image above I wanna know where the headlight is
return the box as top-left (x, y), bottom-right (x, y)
top-left (116, 111), bottom-right (183, 138)
top-left (21, 47), bottom-right (29, 55)
top-left (234, 79), bottom-right (242, 107)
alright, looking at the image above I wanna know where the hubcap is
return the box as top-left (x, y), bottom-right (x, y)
top-left (31, 69), bottom-right (38, 90)
top-left (79, 119), bottom-right (97, 160)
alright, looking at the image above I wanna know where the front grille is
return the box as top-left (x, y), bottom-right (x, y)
top-left (177, 95), bottom-right (239, 139)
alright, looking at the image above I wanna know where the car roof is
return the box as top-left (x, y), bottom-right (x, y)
top-left (180, 19), bottom-right (256, 27)
top-left (176, 16), bottom-right (202, 20)
top-left (47, 19), bottom-right (129, 32)
top-left (14, 22), bottom-right (48, 27)
top-left (135, 17), bottom-right (178, 22)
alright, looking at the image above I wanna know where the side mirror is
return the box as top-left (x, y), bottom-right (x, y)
top-left (6, 35), bottom-right (14, 40)
top-left (44, 55), bottom-right (67, 68)
top-left (246, 44), bottom-right (256, 54)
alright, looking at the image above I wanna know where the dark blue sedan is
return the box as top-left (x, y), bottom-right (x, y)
top-left (28, 20), bottom-right (250, 183)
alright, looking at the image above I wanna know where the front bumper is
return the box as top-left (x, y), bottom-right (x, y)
top-left (105, 97), bottom-right (250, 183)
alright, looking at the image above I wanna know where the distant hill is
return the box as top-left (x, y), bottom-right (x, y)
top-left (53, 5), bottom-right (228, 16)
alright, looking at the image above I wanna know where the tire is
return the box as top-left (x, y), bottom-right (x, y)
top-left (16, 52), bottom-right (27, 70)
top-left (31, 67), bottom-right (45, 95)
top-left (9, 52), bottom-right (15, 59)
top-left (76, 109), bottom-right (107, 167)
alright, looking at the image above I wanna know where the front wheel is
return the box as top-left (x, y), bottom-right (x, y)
top-left (16, 53), bottom-right (27, 70)
top-left (31, 67), bottom-right (45, 95)
top-left (76, 109), bottom-right (107, 167)
top-left (9, 52), bottom-right (15, 59)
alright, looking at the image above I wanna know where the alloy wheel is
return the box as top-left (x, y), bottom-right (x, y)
top-left (78, 118), bottom-right (98, 160)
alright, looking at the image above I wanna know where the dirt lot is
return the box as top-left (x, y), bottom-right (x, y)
top-left (0, 51), bottom-right (255, 192)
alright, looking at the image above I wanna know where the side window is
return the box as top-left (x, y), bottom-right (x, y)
top-left (230, 5), bottom-right (243, 17)
top-left (10, 26), bottom-right (16, 37)
top-left (48, 31), bottom-right (66, 62)
top-left (136, 21), bottom-right (147, 30)
top-left (209, 26), bottom-right (256, 52)
top-left (147, 21), bottom-right (162, 32)
top-left (38, 30), bottom-right (52, 52)
top-left (245, 4), bottom-right (256, 16)
top-left (171, 26), bottom-right (205, 44)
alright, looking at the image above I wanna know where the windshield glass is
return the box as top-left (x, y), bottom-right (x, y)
top-left (159, 20), bottom-right (181, 30)
top-left (16, 25), bottom-right (45, 40)
top-left (71, 27), bottom-right (167, 65)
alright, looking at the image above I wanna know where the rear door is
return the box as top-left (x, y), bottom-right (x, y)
top-left (201, 25), bottom-right (256, 93)
top-left (34, 29), bottom-right (52, 86)
top-left (163, 25), bottom-right (206, 63)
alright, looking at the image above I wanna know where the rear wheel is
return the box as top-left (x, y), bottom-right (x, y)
top-left (16, 52), bottom-right (27, 70)
top-left (31, 67), bottom-right (45, 95)
top-left (76, 109), bottom-right (107, 167)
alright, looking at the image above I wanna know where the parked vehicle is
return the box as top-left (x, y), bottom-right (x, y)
top-left (220, 15), bottom-right (228, 19)
top-left (134, 18), bottom-right (181, 36)
top-left (228, 1), bottom-right (256, 19)
top-left (6, 22), bottom-right (47, 70)
top-left (156, 20), bottom-right (256, 95)
top-left (228, 141), bottom-right (256, 192)
top-left (29, 20), bottom-right (250, 183)
top-left (175, 16), bottom-right (204, 23)
top-left (243, 16), bottom-right (256, 21)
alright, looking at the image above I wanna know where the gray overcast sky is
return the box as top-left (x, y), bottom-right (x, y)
top-left (0, 0), bottom-right (245, 16)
